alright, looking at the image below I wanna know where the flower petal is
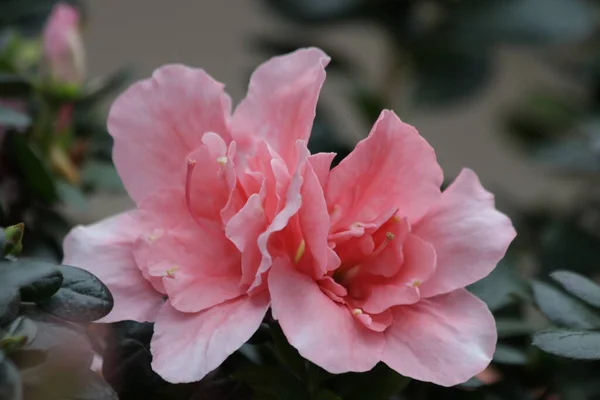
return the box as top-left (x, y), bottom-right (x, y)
top-left (269, 258), bottom-right (384, 373)
top-left (326, 110), bottom-right (443, 231)
top-left (308, 152), bottom-right (335, 189)
top-left (151, 292), bottom-right (269, 383)
top-left (232, 48), bottom-right (329, 168)
top-left (416, 169), bottom-right (516, 298)
top-left (109, 65), bottom-right (231, 203)
top-left (62, 212), bottom-right (163, 323)
top-left (382, 289), bottom-right (496, 387)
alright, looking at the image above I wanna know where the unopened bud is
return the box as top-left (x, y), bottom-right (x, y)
top-left (3, 223), bottom-right (24, 256)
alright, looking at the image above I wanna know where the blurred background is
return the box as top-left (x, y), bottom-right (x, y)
top-left (81, 0), bottom-right (587, 220)
top-left (4, 0), bottom-right (600, 399)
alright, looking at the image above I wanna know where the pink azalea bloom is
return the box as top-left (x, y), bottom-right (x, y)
top-left (63, 48), bottom-right (329, 383)
top-left (267, 113), bottom-right (516, 386)
top-left (42, 3), bottom-right (85, 85)
top-left (62, 48), bottom-right (515, 386)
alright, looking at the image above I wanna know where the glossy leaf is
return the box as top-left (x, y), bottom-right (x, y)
top-left (0, 352), bottom-right (22, 400)
top-left (56, 181), bottom-right (88, 212)
top-left (269, 322), bottom-right (305, 378)
top-left (0, 287), bottom-right (20, 327)
top-left (551, 270), bottom-right (600, 308)
top-left (0, 259), bottom-right (63, 302)
top-left (0, 106), bottom-right (30, 129)
top-left (37, 265), bottom-right (113, 322)
top-left (233, 365), bottom-right (307, 400)
top-left (532, 281), bottom-right (600, 329)
top-left (496, 318), bottom-right (538, 338)
top-left (5, 132), bottom-right (58, 204)
top-left (534, 330), bottom-right (600, 360)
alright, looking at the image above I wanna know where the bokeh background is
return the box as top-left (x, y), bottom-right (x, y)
top-left (81, 0), bottom-right (583, 221)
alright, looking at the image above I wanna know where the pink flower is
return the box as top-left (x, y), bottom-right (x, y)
top-left (267, 113), bottom-right (516, 386)
top-left (63, 48), bottom-right (329, 383)
top-left (62, 48), bottom-right (515, 386)
top-left (42, 3), bottom-right (85, 85)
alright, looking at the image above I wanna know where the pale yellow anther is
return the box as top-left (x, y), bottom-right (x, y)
top-left (294, 239), bottom-right (306, 264)
top-left (386, 232), bottom-right (395, 240)
top-left (411, 280), bottom-right (422, 288)
top-left (165, 267), bottom-right (179, 278)
top-left (352, 308), bottom-right (363, 316)
top-left (352, 222), bottom-right (364, 229)
top-left (216, 156), bottom-right (228, 165)
top-left (392, 215), bottom-right (402, 223)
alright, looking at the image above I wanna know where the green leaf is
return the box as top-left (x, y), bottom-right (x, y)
top-left (5, 132), bottom-right (58, 204)
top-left (269, 322), bottom-right (305, 378)
top-left (233, 365), bottom-right (307, 400)
top-left (0, 259), bottom-right (63, 302)
top-left (37, 265), bottom-right (113, 322)
top-left (0, 105), bottom-right (30, 129)
top-left (532, 281), bottom-right (600, 329)
top-left (493, 344), bottom-right (528, 365)
top-left (80, 161), bottom-right (124, 193)
top-left (496, 318), bottom-right (537, 338)
top-left (449, 0), bottom-right (595, 45)
top-left (0, 73), bottom-right (32, 97)
top-left (413, 48), bottom-right (491, 107)
top-left (352, 86), bottom-right (386, 125)
top-left (533, 330), bottom-right (600, 360)
top-left (468, 259), bottom-right (527, 311)
top-left (550, 270), bottom-right (600, 308)
top-left (56, 181), bottom-right (88, 212)
top-left (332, 363), bottom-right (410, 400)
top-left (0, 287), bottom-right (20, 327)
top-left (0, 351), bottom-right (22, 400)
top-left (314, 389), bottom-right (342, 400)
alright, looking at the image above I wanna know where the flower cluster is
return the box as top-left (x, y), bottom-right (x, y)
top-left (63, 48), bottom-right (515, 387)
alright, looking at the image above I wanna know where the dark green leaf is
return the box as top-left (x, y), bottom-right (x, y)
top-left (0, 287), bottom-right (20, 327)
top-left (333, 363), bottom-right (410, 400)
top-left (413, 48), bottom-right (492, 107)
top-left (5, 132), bottom-right (58, 204)
top-left (233, 365), bottom-right (307, 400)
top-left (468, 259), bottom-right (527, 311)
top-left (0, 259), bottom-right (63, 302)
top-left (532, 281), bottom-right (600, 329)
top-left (0, 74), bottom-right (32, 97)
top-left (314, 389), bottom-right (341, 400)
top-left (0, 106), bottom-right (30, 129)
top-left (56, 181), bottom-right (88, 212)
top-left (449, 0), bottom-right (595, 45)
top-left (269, 322), bottom-right (305, 378)
top-left (550, 270), bottom-right (600, 308)
top-left (493, 344), bottom-right (528, 365)
top-left (533, 330), bottom-right (600, 360)
top-left (496, 318), bottom-right (538, 338)
top-left (80, 161), bottom-right (124, 193)
top-left (0, 351), bottom-right (22, 400)
top-left (37, 265), bottom-right (113, 322)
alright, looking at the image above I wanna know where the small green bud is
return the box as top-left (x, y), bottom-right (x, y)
top-left (3, 223), bottom-right (25, 257)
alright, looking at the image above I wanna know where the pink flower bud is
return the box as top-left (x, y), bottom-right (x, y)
top-left (42, 3), bottom-right (85, 86)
